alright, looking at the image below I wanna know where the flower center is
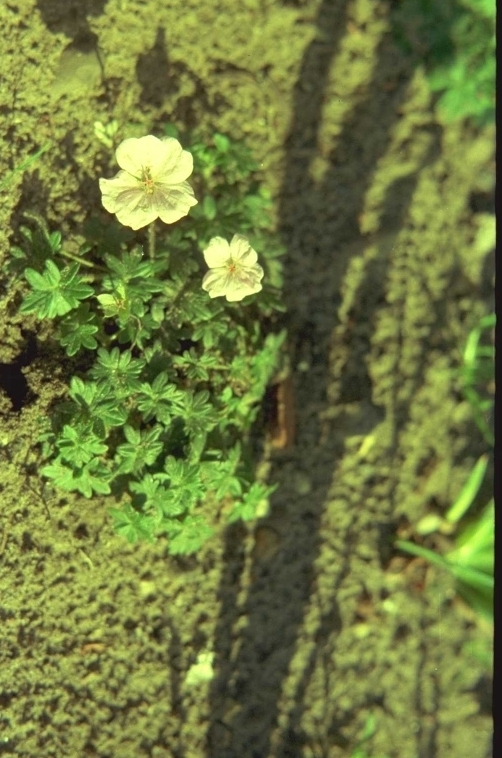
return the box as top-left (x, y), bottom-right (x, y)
top-left (227, 260), bottom-right (237, 274)
top-left (140, 166), bottom-right (155, 195)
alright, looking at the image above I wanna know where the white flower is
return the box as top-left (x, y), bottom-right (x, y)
top-left (99, 135), bottom-right (197, 230)
top-left (201, 234), bottom-right (264, 302)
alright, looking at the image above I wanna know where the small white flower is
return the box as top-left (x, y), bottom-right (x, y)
top-left (99, 134), bottom-right (197, 230)
top-left (201, 234), bottom-right (264, 302)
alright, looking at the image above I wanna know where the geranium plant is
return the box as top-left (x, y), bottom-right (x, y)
top-left (13, 127), bottom-right (286, 553)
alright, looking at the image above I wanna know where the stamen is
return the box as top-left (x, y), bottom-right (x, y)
top-left (141, 166), bottom-right (155, 195)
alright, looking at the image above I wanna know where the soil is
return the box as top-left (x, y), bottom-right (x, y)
top-left (0, 1), bottom-right (494, 757)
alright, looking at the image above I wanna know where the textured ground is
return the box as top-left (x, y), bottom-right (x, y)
top-left (0, 1), bottom-right (493, 757)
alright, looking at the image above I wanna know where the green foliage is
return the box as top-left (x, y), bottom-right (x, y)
top-left (8, 212), bottom-right (64, 278)
top-left (109, 503), bottom-right (156, 543)
top-left (20, 260), bottom-right (94, 318)
top-left (227, 481), bottom-right (277, 523)
top-left (457, 313), bottom-right (495, 446)
top-left (350, 714), bottom-right (391, 758)
top-left (59, 305), bottom-right (100, 355)
top-left (397, 455), bottom-right (493, 623)
top-left (391, 0), bottom-right (495, 125)
top-left (16, 130), bottom-right (285, 554)
top-left (396, 313), bottom-right (494, 622)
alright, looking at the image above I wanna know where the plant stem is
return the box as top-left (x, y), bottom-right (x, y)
top-left (60, 249), bottom-right (106, 271)
top-left (148, 221), bottom-right (156, 259)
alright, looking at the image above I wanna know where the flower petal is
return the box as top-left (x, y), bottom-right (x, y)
top-left (230, 234), bottom-right (258, 265)
top-left (225, 270), bottom-right (264, 301)
top-left (99, 173), bottom-right (160, 229)
top-left (155, 182), bottom-right (198, 224)
top-left (155, 140), bottom-right (194, 183)
top-left (115, 137), bottom-right (154, 176)
top-left (115, 205), bottom-right (158, 230)
top-left (203, 237), bottom-right (231, 268)
top-left (225, 279), bottom-right (263, 301)
top-left (201, 262), bottom-right (264, 301)
top-left (202, 268), bottom-right (234, 298)
top-left (232, 264), bottom-right (264, 293)
top-left (139, 135), bottom-right (179, 172)
top-left (99, 172), bottom-right (139, 212)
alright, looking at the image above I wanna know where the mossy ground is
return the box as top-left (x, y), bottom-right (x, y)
top-left (0, 1), bottom-right (493, 757)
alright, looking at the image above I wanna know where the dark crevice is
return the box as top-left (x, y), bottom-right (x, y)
top-left (0, 333), bottom-right (38, 411)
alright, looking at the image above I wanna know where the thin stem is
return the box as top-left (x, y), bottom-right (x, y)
top-left (59, 249), bottom-right (107, 271)
top-left (148, 221), bottom-right (156, 259)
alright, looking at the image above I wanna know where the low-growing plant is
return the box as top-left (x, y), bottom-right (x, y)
top-left (456, 312), bottom-right (495, 446)
top-left (396, 454), bottom-right (493, 622)
top-left (12, 128), bottom-right (287, 553)
top-left (396, 314), bottom-right (494, 622)
top-left (391, 0), bottom-right (495, 125)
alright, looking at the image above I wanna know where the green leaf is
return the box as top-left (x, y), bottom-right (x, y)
top-left (154, 486), bottom-right (190, 518)
top-left (103, 250), bottom-right (161, 283)
top-left (129, 473), bottom-right (163, 504)
top-left (189, 434), bottom-right (207, 465)
top-left (173, 348), bottom-right (222, 381)
top-left (395, 539), bottom-right (452, 571)
top-left (459, 0), bottom-right (494, 19)
top-left (164, 455), bottom-right (202, 492)
top-left (179, 290), bottom-right (214, 323)
top-left (129, 474), bottom-right (186, 518)
top-left (200, 444), bottom-right (243, 499)
top-left (228, 482), bottom-right (277, 523)
top-left (41, 461), bottom-right (76, 492)
top-left (109, 503), bottom-right (156, 543)
top-left (445, 455), bottom-right (489, 524)
top-left (449, 564), bottom-right (493, 592)
top-left (192, 317), bottom-right (228, 349)
top-left (89, 347), bottom-right (145, 395)
top-left (68, 377), bottom-right (128, 428)
top-left (115, 425), bottom-right (164, 475)
top-left (57, 424), bottom-right (108, 467)
top-left (42, 459), bottom-right (111, 498)
top-left (396, 536), bottom-right (493, 599)
top-left (69, 376), bottom-right (99, 408)
top-left (202, 195), bottom-right (217, 220)
top-left (178, 390), bottom-right (219, 436)
top-left (213, 133), bottom-right (230, 153)
top-left (448, 500), bottom-right (494, 574)
top-left (21, 260), bottom-right (93, 318)
top-left (137, 373), bottom-right (185, 423)
top-left (96, 286), bottom-right (128, 318)
top-left (165, 515), bottom-right (214, 555)
top-left (59, 305), bottom-right (99, 356)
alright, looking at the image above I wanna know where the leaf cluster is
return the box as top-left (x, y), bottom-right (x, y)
top-left (397, 312), bottom-right (495, 624)
top-left (456, 313), bottom-right (495, 446)
top-left (391, 0), bottom-right (495, 125)
top-left (396, 455), bottom-right (493, 623)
